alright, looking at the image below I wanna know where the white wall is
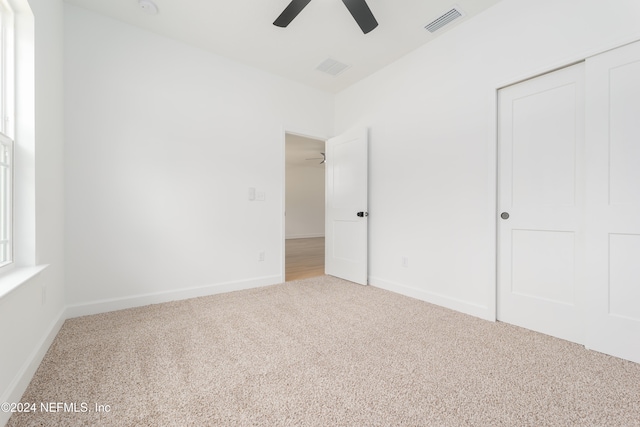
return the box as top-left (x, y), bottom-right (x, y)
top-left (285, 134), bottom-right (325, 239)
top-left (64, 5), bottom-right (333, 314)
top-left (4, 0), bottom-right (639, 420)
top-left (335, 0), bottom-right (640, 319)
top-left (0, 0), bottom-right (66, 422)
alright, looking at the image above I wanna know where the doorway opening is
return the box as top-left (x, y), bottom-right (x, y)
top-left (284, 133), bottom-right (326, 281)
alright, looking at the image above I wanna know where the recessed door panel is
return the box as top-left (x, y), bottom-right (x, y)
top-left (609, 234), bottom-right (640, 322)
top-left (332, 142), bottom-right (362, 207)
top-left (332, 220), bottom-right (363, 263)
top-left (512, 84), bottom-right (578, 207)
top-left (511, 230), bottom-right (575, 305)
top-left (609, 60), bottom-right (640, 206)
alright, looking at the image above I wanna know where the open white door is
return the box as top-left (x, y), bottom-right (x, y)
top-left (325, 128), bottom-right (368, 285)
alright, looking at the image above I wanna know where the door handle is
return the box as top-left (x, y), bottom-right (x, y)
top-left (501, 212), bottom-right (510, 220)
top-left (357, 211), bottom-right (369, 217)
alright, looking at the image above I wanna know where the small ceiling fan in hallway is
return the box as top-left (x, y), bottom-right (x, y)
top-left (273, 0), bottom-right (378, 34)
top-left (306, 152), bottom-right (326, 164)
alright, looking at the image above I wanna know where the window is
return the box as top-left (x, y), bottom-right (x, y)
top-left (0, 0), bottom-right (13, 268)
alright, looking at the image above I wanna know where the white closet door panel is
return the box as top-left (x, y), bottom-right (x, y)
top-left (585, 40), bottom-right (640, 363)
top-left (498, 63), bottom-right (585, 345)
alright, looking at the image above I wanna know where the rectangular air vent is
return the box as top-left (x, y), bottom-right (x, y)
top-left (316, 58), bottom-right (350, 76)
top-left (424, 7), bottom-right (464, 33)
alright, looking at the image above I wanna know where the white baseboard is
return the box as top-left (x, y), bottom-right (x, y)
top-left (369, 276), bottom-right (492, 321)
top-left (65, 275), bottom-right (283, 319)
top-left (285, 234), bottom-right (325, 240)
top-left (0, 308), bottom-right (66, 427)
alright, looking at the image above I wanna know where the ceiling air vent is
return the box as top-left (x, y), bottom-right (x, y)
top-left (316, 58), bottom-right (350, 76)
top-left (424, 7), bottom-right (464, 33)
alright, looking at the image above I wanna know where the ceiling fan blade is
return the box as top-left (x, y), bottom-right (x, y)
top-left (273, 0), bottom-right (313, 28)
top-left (341, 0), bottom-right (378, 34)
top-left (305, 152), bottom-right (326, 164)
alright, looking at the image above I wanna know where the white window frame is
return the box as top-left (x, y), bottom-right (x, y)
top-left (0, 133), bottom-right (11, 267)
top-left (0, 0), bottom-right (13, 269)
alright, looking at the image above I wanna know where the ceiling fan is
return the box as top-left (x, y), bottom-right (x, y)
top-left (306, 152), bottom-right (326, 164)
top-left (273, 0), bottom-right (378, 34)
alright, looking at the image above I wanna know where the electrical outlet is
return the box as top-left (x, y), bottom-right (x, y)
top-left (258, 251), bottom-right (265, 262)
top-left (402, 257), bottom-right (409, 268)
top-left (256, 190), bottom-right (265, 201)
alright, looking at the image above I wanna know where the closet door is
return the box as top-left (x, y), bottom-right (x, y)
top-left (585, 40), bottom-right (640, 363)
top-left (497, 63), bottom-right (585, 344)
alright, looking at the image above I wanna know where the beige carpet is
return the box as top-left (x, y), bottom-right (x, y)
top-left (8, 276), bottom-right (640, 426)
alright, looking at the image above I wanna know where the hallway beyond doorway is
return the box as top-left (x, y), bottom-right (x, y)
top-left (285, 237), bottom-right (324, 281)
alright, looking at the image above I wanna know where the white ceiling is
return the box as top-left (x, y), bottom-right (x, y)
top-left (64, 0), bottom-right (503, 93)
